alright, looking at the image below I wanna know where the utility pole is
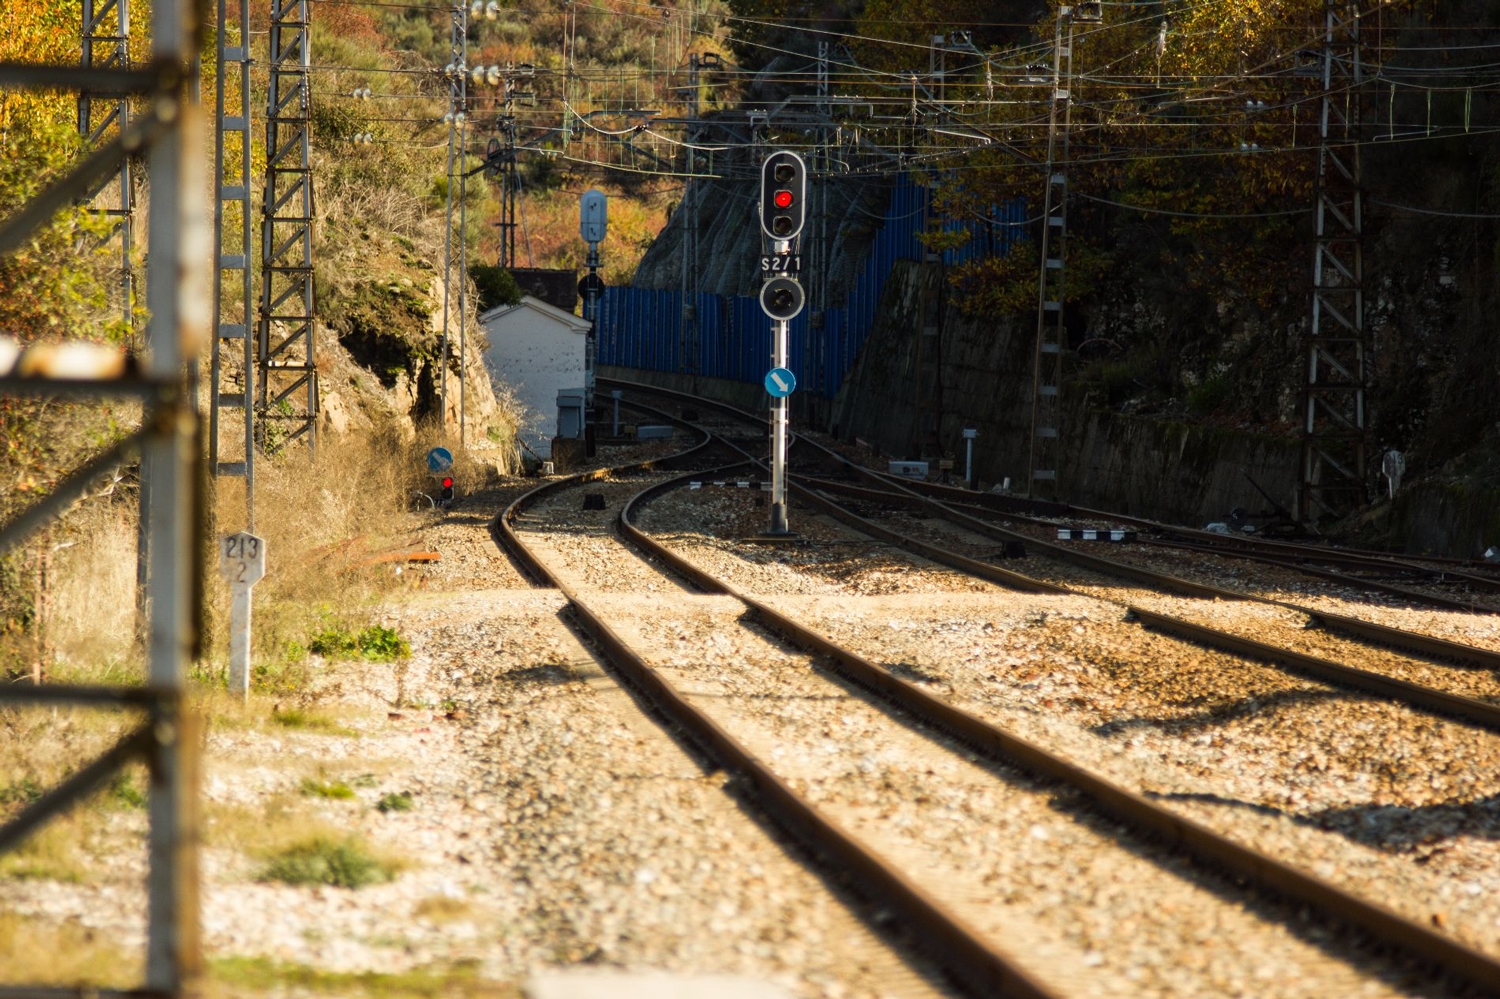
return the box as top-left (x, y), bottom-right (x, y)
top-left (438, 2), bottom-right (464, 433)
top-left (79, 0), bottom-right (135, 339)
top-left (1300, 0), bottom-right (1367, 524)
top-left (209, 0), bottom-right (254, 522)
top-left (257, 0), bottom-right (318, 456)
top-left (1028, 2), bottom-right (1099, 499)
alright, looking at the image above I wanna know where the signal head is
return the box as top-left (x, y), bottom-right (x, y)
top-left (759, 151), bottom-right (806, 241)
top-left (759, 276), bottom-right (805, 321)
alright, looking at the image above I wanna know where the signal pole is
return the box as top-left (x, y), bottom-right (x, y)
top-left (758, 150), bottom-right (808, 536)
top-left (580, 190), bottom-right (608, 418)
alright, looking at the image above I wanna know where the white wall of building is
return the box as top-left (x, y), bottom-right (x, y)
top-left (479, 295), bottom-right (589, 458)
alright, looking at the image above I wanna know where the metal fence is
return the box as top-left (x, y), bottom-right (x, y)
top-left (598, 175), bottom-right (1027, 397)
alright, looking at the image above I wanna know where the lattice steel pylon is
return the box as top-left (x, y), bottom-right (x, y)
top-left (1300, 0), bottom-right (1366, 523)
top-left (257, 0), bottom-right (318, 455)
top-left (79, 0), bottom-right (135, 336)
top-left (1028, 5), bottom-right (1087, 498)
top-left (0, 0), bottom-right (206, 992)
top-left (210, 0), bottom-right (255, 524)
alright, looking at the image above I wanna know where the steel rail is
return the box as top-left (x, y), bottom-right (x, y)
top-left (494, 459), bottom-right (1062, 998)
top-left (594, 378), bottom-right (1500, 579)
top-left (1139, 536), bottom-right (1491, 612)
top-left (828, 472), bottom-right (1500, 671)
top-left (601, 381), bottom-right (1500, 727)
top-left (921, 492), bottom-right (1499, 611)
top-left (615, 458), bottom-right (1500, 996)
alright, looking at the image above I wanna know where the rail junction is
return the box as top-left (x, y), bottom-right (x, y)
top-left (475, 377), bottom-right (1500, 997)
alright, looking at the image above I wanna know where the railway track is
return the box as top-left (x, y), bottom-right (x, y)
top-left (603, 380), bottom-right (1500, 716)
top-left (495, 394), bottom-right (1500, 997)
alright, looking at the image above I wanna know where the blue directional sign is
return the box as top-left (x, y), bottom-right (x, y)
top-left (764, 367), bottom-right (796, 398)
top-left (426, 447), bottom-right (454, 473)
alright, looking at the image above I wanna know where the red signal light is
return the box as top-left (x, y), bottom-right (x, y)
top-left (773, 190), bottom-right (794, 209)
top-left (442, 477), bottom-right (454, 489)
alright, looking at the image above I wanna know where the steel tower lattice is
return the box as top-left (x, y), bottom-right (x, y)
top-left (257, 0), bottom-right (319, 455)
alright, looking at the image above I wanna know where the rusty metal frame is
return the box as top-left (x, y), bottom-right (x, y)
top-left (0, 0), bottom-right (205, 993)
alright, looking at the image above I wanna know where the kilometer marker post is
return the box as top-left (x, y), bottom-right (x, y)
top-left (219, 531), bottom-right (266, 699)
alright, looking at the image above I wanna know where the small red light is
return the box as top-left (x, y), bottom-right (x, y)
top-left (774, 190), bottom-right (794, 209)
top-left (442, 477), bottom-right (454, 488)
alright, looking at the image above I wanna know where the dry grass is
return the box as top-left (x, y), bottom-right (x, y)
top-left (0, 909), bottom-right (141, 988)
top-left (208, 422), bottom-right (431, 674)
top-left (47, 500), bottom-right (140, 666)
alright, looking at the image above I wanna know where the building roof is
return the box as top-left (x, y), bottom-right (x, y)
top-left (479, 294), bottom-right (592, 333)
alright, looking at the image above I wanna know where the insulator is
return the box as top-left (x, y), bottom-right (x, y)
top-left (443, 111), bottom-right (454, 123)
top-left (454, 111), bottom-right (466, 124)
top-left (444, 62), bottom-right (456, 77)
top-left (485, 1), bottom-right (500, 19)
top-left (470, 0), bottom-right (484, 18)
top-left (485, 65), bottom-right (502, 86)
top-left (470, 65), bottom-right (484, 84)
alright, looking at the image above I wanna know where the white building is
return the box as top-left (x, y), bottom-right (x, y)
top-left (479, 295), bottom-right (590, 458)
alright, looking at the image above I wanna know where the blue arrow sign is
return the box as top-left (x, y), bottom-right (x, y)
top-left (426, 447), bottom-right (454, 473)
top-left (764, 367), bottom-right (796, 398)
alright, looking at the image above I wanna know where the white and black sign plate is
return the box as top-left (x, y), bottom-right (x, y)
top-left (759, 254), bottom-right (803, 274)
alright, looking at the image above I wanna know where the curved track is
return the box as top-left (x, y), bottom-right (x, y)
top-left (495, 392), bottom-right (1500, 996)
top-left (602, 379), bottom-right (1500, 720)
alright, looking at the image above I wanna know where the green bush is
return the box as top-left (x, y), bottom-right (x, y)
top-left (260, 836), bottom-right (397, 889)
top-left (376, 791), bottom-right (414, 813)
top-left (308, 625), bottom-right (410, 662)
top-left (300, 778), bottom-right (355, 800)
top-left (469, 264), bottom-right (523, 313)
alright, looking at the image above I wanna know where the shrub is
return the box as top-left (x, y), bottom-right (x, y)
top-left (376, 791), bottom-right (414, 813)
top-left (299, 778), bottom-right (355, 800)
top-left (259, 836), bottom-right (397, 889)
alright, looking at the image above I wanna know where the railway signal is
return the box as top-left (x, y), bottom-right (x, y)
top-left (759, 276), bottom-right (805, 321)
top-left (760, 151), bottom-right (806, 240)
top-left (440, 476), bottom-right (455, 506)
top-left (758, 150), bottom-right (808, 537)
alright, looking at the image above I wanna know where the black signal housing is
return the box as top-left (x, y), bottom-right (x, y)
top-left (760, 151), bottom-right (807, 241)
top-left (759, 276), bottom-right (805, 321)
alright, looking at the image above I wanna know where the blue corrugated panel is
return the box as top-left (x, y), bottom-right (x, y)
top-left (604, 174), bottom-right (1023, 398)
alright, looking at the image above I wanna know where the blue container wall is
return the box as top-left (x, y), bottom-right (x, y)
top-left (598, 175), bottom-right (1024, 399)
